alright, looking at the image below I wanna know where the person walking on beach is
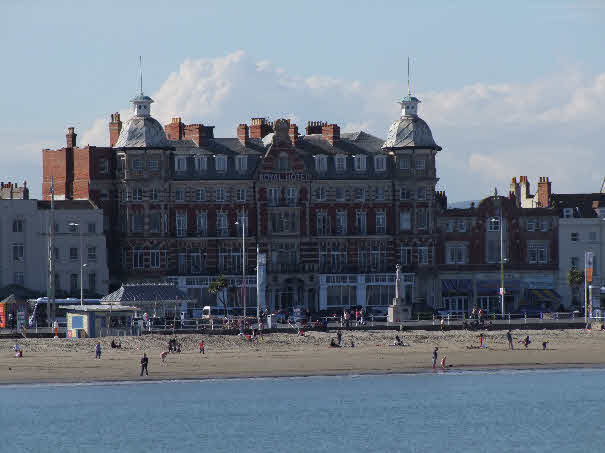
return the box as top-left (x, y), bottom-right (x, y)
top-left (199, 340), bottom-right (205, 354)
top-left (432, 347), bottom-right (439, 369)
top-left (337, 330), bottom-right (342, 346)
top-left (506, 330), bottom-right (514, 350)
top-left (140, 353), bottom-right (149, 376)
top-left (95, 342), bottom-right (102, 359)
top-left (440, 318), bottom-right (445, 331)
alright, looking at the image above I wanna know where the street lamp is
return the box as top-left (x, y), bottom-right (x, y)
top-left (235, 218), bottom-right (246, 320)
top-left (68, 222), bottom-right (84, 306)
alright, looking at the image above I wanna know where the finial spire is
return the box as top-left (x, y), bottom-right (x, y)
top-left (139, 56), bottom-right (143, 95)
top-left (407, 56), bottom-right (411, 95)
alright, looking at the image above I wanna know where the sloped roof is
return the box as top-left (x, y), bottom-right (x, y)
top-left (101, 283), bottom-right (192, 303)
top-left (550, 193), bottom-right (605, 218)
top-left (382, 116), bottom-right (441, 150)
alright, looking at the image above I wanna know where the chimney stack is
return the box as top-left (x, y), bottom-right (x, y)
top-left (306, 121), bottom-right (326, 135)
top-left (537, 176), bottom-right (551, 208)
top-left (66, 127), bottom-right (77, 148)
top-left (237, 124), bottom-right (249, 146)
top-left (288, 123), bottom-right (299, 145)
top-left (109, 113), bottom-right (122, 147)
top-left (321, 124), bottom-right (340, 146)
top-left (164, 117), bottom-right (184, 141)
top-left (249, 118), bottom-right (273, 139)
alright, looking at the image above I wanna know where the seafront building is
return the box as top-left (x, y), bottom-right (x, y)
top-left (436, 192), bottom-right (559, 314)
top-left (42, 87), bottom-right (443, 314)
top-left (0, 194), bottom-right (109, 297)
top-left (512, 176), bottom-right (605, 311)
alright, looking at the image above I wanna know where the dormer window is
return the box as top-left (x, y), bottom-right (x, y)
top-left (194, 156), bottom-right (207, 171)
top-left (315, 155), bottom-right (327, 172)
top-left (354, 155), bottom-right (366, 171)
top-left (215, 155), bottom-right (227, 172)
top-left (236, 156), bottom-right (248, 172)
top-left (175, 157), bottom-right (187, 172)
top-left (374, 156), bottom-right (386, 172)
top-left (335, 155), bottom-right (346, 172)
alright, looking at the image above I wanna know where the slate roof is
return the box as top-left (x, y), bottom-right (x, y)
top-left (550, 193), bottom-right (605, 218)
top-left (382, 116), bottom-right (441, 150)
top-left (37, 200), bottom-right (98, 210)
top-left (115, 116), bottom-right (170, 148)
top-left (169, 131), bottom-right (390, 180)
top-left (101, 283), bottom-right (192, 303)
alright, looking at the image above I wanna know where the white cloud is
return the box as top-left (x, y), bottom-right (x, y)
top-left (78, 51), bottom-right (605, 202)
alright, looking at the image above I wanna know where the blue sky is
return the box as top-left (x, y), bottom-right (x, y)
top-left (1, 0), bottom-right (604, 200)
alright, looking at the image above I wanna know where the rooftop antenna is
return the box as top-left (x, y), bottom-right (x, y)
top-left (139, 56), bottom-right (143, 95)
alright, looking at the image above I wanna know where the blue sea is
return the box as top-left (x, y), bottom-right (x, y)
top-left (1, 369), bottom-right (603, 453)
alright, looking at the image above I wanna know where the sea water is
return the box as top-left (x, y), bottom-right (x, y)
top-left (1, 369), bottom-right (603, 453)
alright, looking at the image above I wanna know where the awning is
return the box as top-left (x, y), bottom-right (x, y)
top-left (528, 289), bottom-right (560, 304)
top-left (441, 279), bottom-right (473, 296)
top-left (477, 280), bottom-right (520, 296)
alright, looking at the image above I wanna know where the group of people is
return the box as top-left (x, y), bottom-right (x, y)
top-left (329, 330), bottom-right (355, 348)
top-left (341, 308), bottom-right (365, 329)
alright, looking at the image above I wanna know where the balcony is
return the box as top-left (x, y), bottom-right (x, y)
top-left (217, 227), bottom-right (230, 237)
top-left (268, 263), bottom-right (301, 273)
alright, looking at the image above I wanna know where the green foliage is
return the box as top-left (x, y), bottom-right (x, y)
top-left (567, 268), bottom-right (585, 287)
top-left (208, 275), bottom-right (230, 315)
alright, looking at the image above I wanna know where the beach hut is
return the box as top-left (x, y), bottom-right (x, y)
top-left (65, 305), bottom-right (138, 338)
top-left (0, 293), bottom-right (29, 329)
top-left (100, 283), bottom-right (193, 320)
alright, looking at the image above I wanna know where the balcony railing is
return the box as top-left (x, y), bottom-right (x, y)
top-left (268, 263), bottom-right (300, 273)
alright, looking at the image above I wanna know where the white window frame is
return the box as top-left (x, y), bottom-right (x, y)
top-left (354, 155), bottom-right (367, 171)
top-left (236, 156), bottom-right (247, 172)
top-left (418, 247), bottom-right (429, 265)
top-left (399, 157), bottom-right (410, 170)
top-left (175, 188), bottom-right (185, 202)
top-left (175, 156), bottom-right (187, 172)
top-left (374, 155), bottom-right (386, 172)
top-left (315, 155), bottom-right (327, 172)
top-left (216, 187), bottom-right (226, 202)
top-left (215, 155), bottom-right (227, 172)
top-left (148, 159), bottom-right (159, 171)
top-left (194, 156), bottom-right (207, 171)
top-left (335, 155), bottom-right (346, 172)
top-left (488, 217), bottom-right (500, 232)
top-left (196, 188), bottom-right (205, 202)
top-left (236, 188), bottom-right (247, 202)
top-left (376, 211), bottom-right (386, 234)
top-left (415, 159), bottom-right (426, 171)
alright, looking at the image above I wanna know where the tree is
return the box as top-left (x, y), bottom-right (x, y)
top-left (567, 268), bottom-right (585, 308)
top-left (209, 275), bottom-right (230, 317)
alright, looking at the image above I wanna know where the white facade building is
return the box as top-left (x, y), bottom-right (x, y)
top-left (0, 199), bottom-right (109, 297)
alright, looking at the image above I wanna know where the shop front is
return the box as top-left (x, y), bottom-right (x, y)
top-left (477, 279), bottom-right (520, 314)
top-left (440, 279), bottom-right (473, 315)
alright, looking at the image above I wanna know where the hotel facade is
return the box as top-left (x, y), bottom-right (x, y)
top-left (42, 89), bottom-right (443, 314)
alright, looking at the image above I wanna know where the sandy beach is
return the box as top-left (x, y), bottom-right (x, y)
top-left (1, 329), bottom-right (605, 385)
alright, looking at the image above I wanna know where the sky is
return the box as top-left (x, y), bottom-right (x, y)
top-left (1, 0), bottom-right (604, 201)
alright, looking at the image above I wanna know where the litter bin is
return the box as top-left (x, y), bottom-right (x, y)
top-left (267, 315), bottom-right (274, 329)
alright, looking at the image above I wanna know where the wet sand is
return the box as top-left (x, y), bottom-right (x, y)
top-left (1, 329), bottom-right (605, 384)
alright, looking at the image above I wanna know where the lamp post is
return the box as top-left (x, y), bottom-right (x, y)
top-left (68, 222), bottom-right (84, 306)
top-left (494, 189), bottom-right (505, 318)
top-left (235, 218), bottom-right (246, 320)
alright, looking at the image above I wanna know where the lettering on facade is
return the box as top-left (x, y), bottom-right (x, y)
top-left (260, 172), bottom-right (310, 182)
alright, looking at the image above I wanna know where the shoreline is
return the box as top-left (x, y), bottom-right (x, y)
top-left (2, 329), bottom-right (605, 387)
top-left (2, 363), bottom-right (605, 387)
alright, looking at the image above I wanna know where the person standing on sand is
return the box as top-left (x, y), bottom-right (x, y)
top-left (140, 353), bottom-right (149, 376)
top-left (432, 347), bottom-right (438, 369)
top-left (441, 356), bottom-right (447, 370)
top-left (199, 340), bottom-right (205, 354)
top-left (506, 330), bottom-right (514, 350)
top-left (95, 342), bottom-right (102, 359)
top-left (337, 330), bottom-right (342, 346)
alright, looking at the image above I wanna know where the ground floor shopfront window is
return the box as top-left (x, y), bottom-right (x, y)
top-left (327, 286), bottom-right (357, 308)
top-left (443, 296), bottom-right (469, 315)
top-left (366, 285), bottom-right (395, 306)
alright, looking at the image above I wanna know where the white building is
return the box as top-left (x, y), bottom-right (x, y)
top-left (0, 199), bottom-right (109, 297)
